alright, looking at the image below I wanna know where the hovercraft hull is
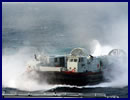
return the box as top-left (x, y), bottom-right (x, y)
top-left (36, 71), bottom-right (103, 86)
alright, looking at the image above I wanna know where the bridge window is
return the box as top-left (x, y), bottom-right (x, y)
top-left (74, 59), bottom-right (77, 62)
top-left (79, 58), bottom-right (84, 62)
top-left (70, 59), bottom-right (73, 62)
top-left (54, 58), bottom-right (58, 62)
top-left (82, 64), bottom-right (85, 66)
top-left (81, 58), bottom-right (84, 62)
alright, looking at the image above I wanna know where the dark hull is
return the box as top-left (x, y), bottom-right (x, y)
top-left (36, 71), bottom-right (104, 86)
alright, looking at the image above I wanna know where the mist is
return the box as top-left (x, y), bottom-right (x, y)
top-left (3, 2), bottom-right (128, 50)
top-left (2, 2), bottom-right (128, 90)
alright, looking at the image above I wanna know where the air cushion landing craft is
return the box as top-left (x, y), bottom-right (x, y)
top-left (26, 48), bottom-right (126, 86)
